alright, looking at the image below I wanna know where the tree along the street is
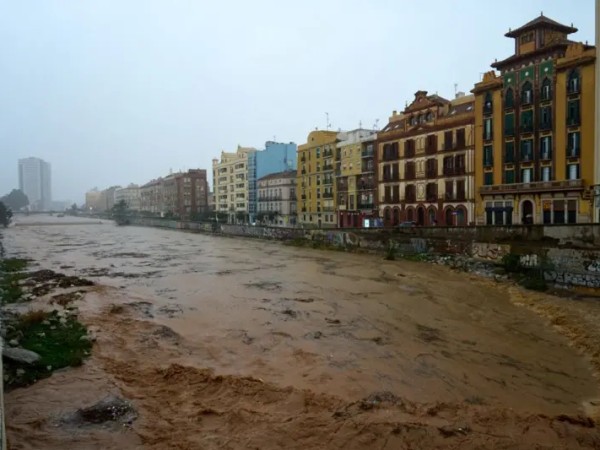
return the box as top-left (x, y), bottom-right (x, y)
top-left (111, 200), bottom-right (130, 226)
top-left (0, 201), bottom-right (13, 227)
top-left (0, 189), bottom-right (29, 211)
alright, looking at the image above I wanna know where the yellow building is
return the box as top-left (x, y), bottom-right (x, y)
top-left (472, 15), bottom-right (596, 225)
top-left (297, 130), bottom-right (339, 228)
top-left (336, 129), bottom-right (377, 228)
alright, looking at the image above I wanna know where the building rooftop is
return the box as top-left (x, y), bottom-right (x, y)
top-left (257, 170), bottom-right (297, 182)
top-left (505, 14), bottom-right (577, 38)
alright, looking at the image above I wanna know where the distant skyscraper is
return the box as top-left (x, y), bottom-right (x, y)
top-left (18, 157), bottom-right (52, 211)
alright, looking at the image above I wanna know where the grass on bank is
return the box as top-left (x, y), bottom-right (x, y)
top-left (0, 258), bottom-right (28, 304)
top-left (4, 310), bottom-right (92, 388)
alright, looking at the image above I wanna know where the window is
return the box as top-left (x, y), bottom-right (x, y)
top-left (540, 106), bottom-right (552, 130)
top-left (484, 92), bottom-right (493, 114)
top-left (456, 128), bottom-right (466, 148)
top-left (567, 131), bottom-right (580, 157)
top-left (521, 81), bottom-right (533, 105)
top-left (484, 172), bottom-right (494, 185)
top-left (568, 69), bottom-right (580, 94)
top-left (504, 141), bottom-right (515, 163)
top-left (540, 136), bottom-right (552, 160)
top-left (568, 163), bottom-right (580, 180)
top-left (504, 113), bottom-right (514, 136)
top-left (567, 199), bottom-right (577, 224)
top-left (541, 78), bottom-right (552, 101)
top-left (426, 112), bottom-right (433, 121)
top-left (483, 145), bottom-right (493, 167)
top-left (520, 109), bottom-right (533, 132)
top-left (520, 32), bottom-right (534, 44)
top-left (505, 88), bottom-right (514, 108)
top-left (483, 118), bottom-right (493, 140)
top-left (520, 139), bottom-right (533, 162)
top-left (541, 166), bottom-right (551, 182)
top-left (521, 168), bottom-right (533, 183)
top-left (567, 99), bottom-right (580, 126)
top-left (504, 170), bottom-right (515, 184)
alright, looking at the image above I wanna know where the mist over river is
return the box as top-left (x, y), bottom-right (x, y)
top-left (3, 215), bottom-right (600, 449)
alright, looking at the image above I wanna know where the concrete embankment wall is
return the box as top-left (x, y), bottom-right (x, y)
top-left (130, 218), bottom-right (600, 288)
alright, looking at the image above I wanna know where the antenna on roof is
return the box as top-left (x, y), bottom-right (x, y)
top-left (325, 112), bottom-right (331, 130)
top-left (373, 119), bottom-right (379, 131)
top-left (541, 11), bottom-right (543, 16)
top-left (359, 120), bottom-right (362, 128)
top-left (454, 83), bottom-right (458, 96)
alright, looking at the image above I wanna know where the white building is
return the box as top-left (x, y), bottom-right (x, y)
top-left (115, 184), bottom-right (141, 211)
top-left (257, 170), bottom-right (297, 226)
top-left (212, 146), bottom-right (256, 223)
top-left (18, 157), bottom-right (51, 211)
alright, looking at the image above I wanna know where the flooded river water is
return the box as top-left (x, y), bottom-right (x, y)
top-left (3, 216), bottom-right (600, 449)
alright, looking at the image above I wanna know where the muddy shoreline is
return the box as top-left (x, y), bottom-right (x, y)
top-left (3, 217), bottom-right (600, 448)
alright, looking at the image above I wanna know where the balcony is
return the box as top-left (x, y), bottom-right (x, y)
top-left (358, 203), bottom-right (375, 210)
top-left (322, 178), bottom-right (333, 185)
top-left (479, 179), bottom-right (584, 195)
top-left (323, 207), bottom-right (335, 212)
top-left (323, 192), bottom-right (334, 199)
top-left (382, 174), bottom-right (399, 182)
top-left (323, 164), bottom-right (334, 171)
top-left (361, 148), bottom-right (374, 157)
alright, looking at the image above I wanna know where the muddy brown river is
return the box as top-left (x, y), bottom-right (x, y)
top-left (3, 216), bottom-right (600, 449)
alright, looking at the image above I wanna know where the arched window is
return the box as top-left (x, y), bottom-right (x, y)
top-left (426, 111), bottom-right (433, 121)
top-left (568, 69), bottom-right (580, 94)
top-left (484, 92), bottom-right (493, 114)
top-left (541, 78), bottom-right (552, 101)
top-left (505, 88), bottom-right (514, 108)
top-left (521, 81), bottom-right (533, 105)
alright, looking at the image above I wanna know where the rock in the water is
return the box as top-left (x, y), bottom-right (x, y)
top-left (8, 339), bottom-right (19, 347)
top-left (62, 395), bottom-right (137, 426)
top-left (3, 347), bottom-right (41, 364)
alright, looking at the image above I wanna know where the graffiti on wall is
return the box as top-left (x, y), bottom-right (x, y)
top-left (471, 242), bottom-right (510, 261)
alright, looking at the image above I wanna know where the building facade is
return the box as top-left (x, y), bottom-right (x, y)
top-left (85, 189), bottom-right (103, 212)
top-left (18, 157), bottom-right (51, 211)
top-left (257, 170), bottom-right (297, 226)
top-left (138, 170), bottom-right (208, 218)
top-left (297, 130), bottom-right (339, 228)
top-left (212, 146), bottom-right (256, 223)
top-left (473, 15), bottom-right (596, 225)
top-left (377, 91), bottom-right (475, 226)
top-left (336, 129), bottom-right (378, 228)
top-left (115, 184), bottom-right (141, 211)
top-left (248, 141), bottom-right (297, 222)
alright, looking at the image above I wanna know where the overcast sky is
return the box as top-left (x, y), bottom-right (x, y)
top-left (0, 0), bottom-right (594, 204)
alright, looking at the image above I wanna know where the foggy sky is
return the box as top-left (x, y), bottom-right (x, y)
top-left (0, 0), bottom-right (594, 204)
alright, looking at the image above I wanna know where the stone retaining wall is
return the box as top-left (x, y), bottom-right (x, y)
top-left (129, 218), bottom-right (600, 289)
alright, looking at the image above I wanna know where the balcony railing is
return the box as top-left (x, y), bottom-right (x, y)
top-left (323, 164), bottom-right (334, 171)
top-left (479, 179), bottom-right (583, 195)
top-left (382, 174), bottom-right (400, 182)
top-left (358, 203), bottom-right (375, 210)
top-left (323, 192), bottom-right (334, 199)
top-left (361, 149), bottom-right (374, 157)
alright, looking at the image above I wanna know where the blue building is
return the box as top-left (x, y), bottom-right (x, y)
top-left (248, 141), bottom-right (297, 222)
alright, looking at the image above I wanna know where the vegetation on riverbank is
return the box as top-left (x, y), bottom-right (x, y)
top-left (0, 255), bottom-right (95, 389)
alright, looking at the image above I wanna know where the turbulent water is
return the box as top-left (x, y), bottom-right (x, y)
top-left (3, 215), bottom-right (600, 449)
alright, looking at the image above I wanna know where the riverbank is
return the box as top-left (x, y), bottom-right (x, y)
top-left (2, 217), bottom-right (600, 448)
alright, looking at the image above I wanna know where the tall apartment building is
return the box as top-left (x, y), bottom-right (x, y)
top-left (18, 157), bottom-right (51, 211)
top-left (248, 141), bottom-right (297, 222)
top-left (212, 146), bottom-right (256, 223)
top-left (115, 184), bottom-right (141, 211)
top-left (139, 170), bottom-right (208, 218)
top-left (377, 91), bottom-right (475, 226)
top-left (336, 129), bottom-right (378, 228)
top-left (473, 15), bottom-right (596, 225)
top-left (257, 170), bottom-right (297, 226)
top-left (297, 130), bottom-right (339, 228)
